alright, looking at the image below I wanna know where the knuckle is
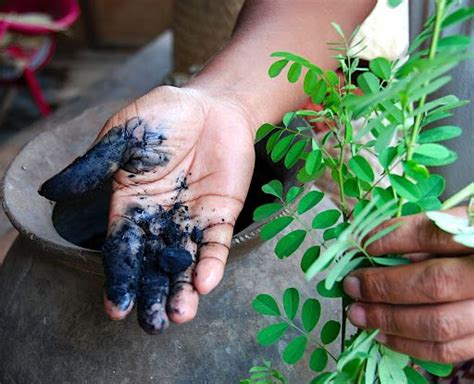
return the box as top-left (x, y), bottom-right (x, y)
top-left (369, 221), bottom-right (399, 254)
top-left (362, 272), bottom-right (390, 302)
top-left (419, 262), bottom-right (456, 302)
top-left (432, 342), bottom-right (460, 363)
top-left (414, 214), bottom-right (430, 250)
top-left (429, 313), bottom-right (455, 342)
top-left (368, 307), bottom-right (398, 334)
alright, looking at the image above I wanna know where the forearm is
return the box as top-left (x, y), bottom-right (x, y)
top-left (186, 0), bottom-right (376, 130)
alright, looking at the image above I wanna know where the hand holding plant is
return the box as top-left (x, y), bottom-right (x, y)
top-left (244, 0), bottom-right (474, 382)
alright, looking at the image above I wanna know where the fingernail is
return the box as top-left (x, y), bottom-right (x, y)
top-left (348, 304), bottom-right (366, 327)
top-left (343, 276), bottom-right (361, 299)
top-left (375, 333), bottom-right (387, 344)
top-left (111, 291), bottom-right (133, 311)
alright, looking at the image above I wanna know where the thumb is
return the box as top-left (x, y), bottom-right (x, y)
top-left (39, 117), bottom-right (140, 201)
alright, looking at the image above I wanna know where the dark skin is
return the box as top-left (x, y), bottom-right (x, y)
top-left (344, 207), bottom-right (474, 363)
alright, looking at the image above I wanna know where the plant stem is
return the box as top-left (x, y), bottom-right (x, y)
top-left (442, 182), bottom-right (474, 210)
top-left (278, 315), bottom-right (338, 361)
top-left (356, 361), bottom-right (366, 384)
top-left (355, 242), bottom-right (375, 266)
top-left (405, 0), bottom-right (446, 161)
top-left (397, 0), bottom-right (446, 218)
top-left (340, 299), bottom-right (347, 353)
top-left (346, 158), bottom-right (403, 220)
top-left (337, 117), bottom-right (349, 219)
top-left (293, 213), bottom-right (312, 233)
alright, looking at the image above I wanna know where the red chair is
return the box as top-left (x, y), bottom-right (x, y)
top-left (0, 0), bottom-right (80, 117)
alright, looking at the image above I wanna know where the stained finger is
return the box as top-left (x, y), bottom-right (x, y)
top-left (348, 300), bottom-right (474, 342)
top-left (102, 216), bottom-right (144, 320)
top-left (167, 237), bottom-right (199, 323)
top-left (39, 117), bottom-right (141, 201)
top-left (137, 260), bottom-right (170, 334)
top-left (376, 333), bottom-right (474, 363)
top-left (344, 256), bottom-right (474, 304)
top-left (130, 201), bottom-right (197, 330)
top-left (366, 207), bottom-right (471, 256)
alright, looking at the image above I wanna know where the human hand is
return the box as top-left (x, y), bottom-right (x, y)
top-left (39, 86), bottom-right (256, 333)
top-left (343, 208), bottom-right (474, 363)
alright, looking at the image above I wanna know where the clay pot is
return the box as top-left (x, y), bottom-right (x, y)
top-left (0, 105), bottom-right (338, 383)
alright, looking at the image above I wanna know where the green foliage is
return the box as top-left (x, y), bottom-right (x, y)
top-left (253, 203), bottom-right (284, 221)
top-left (253, 294), bottom-right (281, 316)
top-left (283, 288), bottom-right (300, 320)
top-left (298, 191), bottom-right (324, 214)
top-left (260, 216), bottom-right (294, 241)
top-left (275, 230), bottom-right (307, 258)
top-left (241, 361), bottom-right (288, 384)
top-left (283, 336), bottom-right (308, 364)
top-left (309, 348), bottom-right (328, 372)
top-left (412, 359), bottom-right (453, 377)
top-left (311, 209), bottom-right (341, 229)
top-left (301, 298), bottom-right (321, 332)
top-left (320, 320), bottom-right (341, 345)
top-left (257, 323), bottom-right (289, 346)
top-left (245, 2), bottom-right (473, 382)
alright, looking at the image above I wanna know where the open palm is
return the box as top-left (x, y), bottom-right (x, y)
top-left (40, 86), bottom-right (256, 333)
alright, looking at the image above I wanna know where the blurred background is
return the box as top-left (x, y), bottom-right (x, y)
top-left (0, 0), bottom-right (245, 261)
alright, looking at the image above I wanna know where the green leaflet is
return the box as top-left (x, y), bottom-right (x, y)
top-left (260, 216), bottom-right (294, 241)
top-left (414, 143), bottom-right (451, 160)
top-left (357, 72), bottom-right (380, 94)
top-left (253, 203), bottom-right (283, 221)
top-left (304, 70), bottom-right (319, 95)
top-left (412, 359), bottom-right (453, 378)
top-left (268, 59), bottom-right (289, 78)
top-left (271, 134), bottom-right (296, 162)
top-left (252, 294), bottom-right (280, 316)
top-left (404, 367), bottom-right (429, 384)
top-left (287, 62), bottom-right (302, 83)
top-left (286, 185), bottom-right (304, 204)
top-left (389, 174), bottom-right (421, 202)
top-left (349, 155), bottom-right (375, 183)
top-left (316, 280), bottom-right (344, 298)
top-left (298, 190), bottom-right (324, 214)
top-left (418, 125), bottom-right (462, 143)
top-left (369, 57), bottom-right (392, 80)
top-left (301, 298), bottom-right (321, 332)
top-left (301, 246), bottom-right (320, 273)
top-left (312, 209), bottom-right (341, 229)
top-left (257, 323), bottom-right (289, 346)
top-left (285, 139), bottom-right (307, 168)
top-left (275, 229), bottom-right (307, 258)
top-left (320, 320), bottom-right (341, 345)
top-left (282, 336), bottom-right (307, 365)
top-left (262, 180), bottom-right (283, 199)
top-left (283, 288), bottom-right (299, 320)
top-left (309, 348), bottom-right (328, 372)
top-left (306, 149), bottom-right (323, 175)
top-left (255, 123), bottom-right (276, 143)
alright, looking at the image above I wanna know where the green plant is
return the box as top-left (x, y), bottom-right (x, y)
top-left (245, 1), bottom-right (474, 383)
top-left (240, 360), bottom-right (289, 384)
